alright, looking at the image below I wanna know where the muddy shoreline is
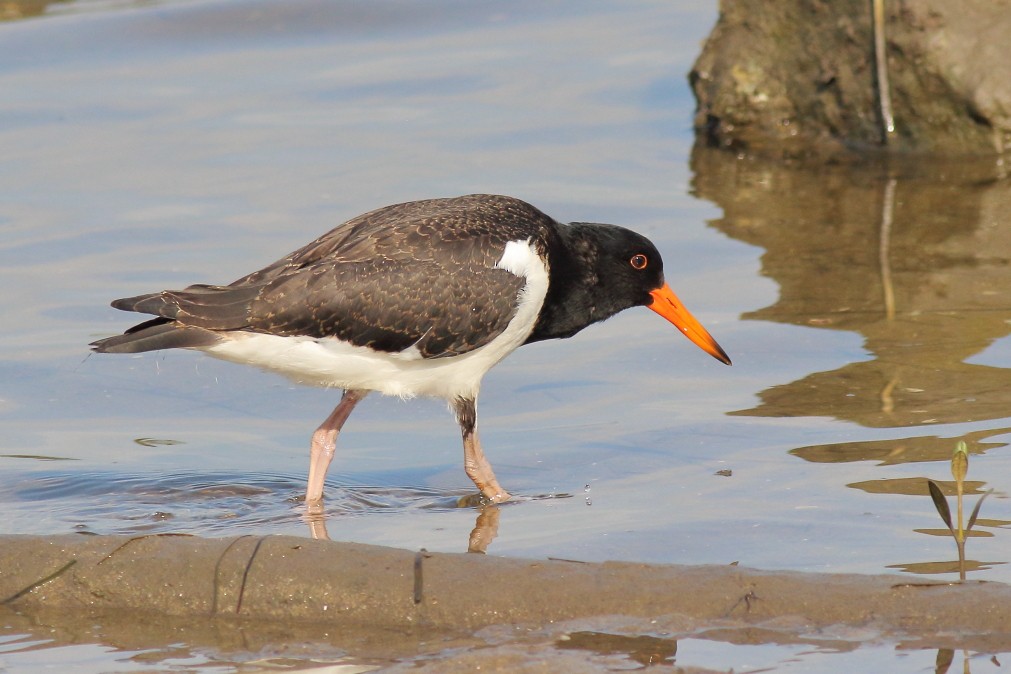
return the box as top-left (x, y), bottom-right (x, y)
top-left (3, 534), bottom-right (1010, 668)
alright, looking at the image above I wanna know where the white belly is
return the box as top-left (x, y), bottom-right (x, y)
top-left (202, 330), bottom-right (504, 400)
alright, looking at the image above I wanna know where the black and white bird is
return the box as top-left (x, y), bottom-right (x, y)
top-left (91, 194), bottom-right (730, 504)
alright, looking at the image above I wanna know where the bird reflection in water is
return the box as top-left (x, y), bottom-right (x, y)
top-left (301, 489), bottom-right (572, 553)
top-left (303, 497), bottom-right (502, 553)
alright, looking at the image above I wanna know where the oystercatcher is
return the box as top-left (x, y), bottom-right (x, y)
top-left (91, 194), bottom-right (730, 504)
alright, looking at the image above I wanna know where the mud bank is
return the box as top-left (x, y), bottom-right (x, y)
top-left (2, 534), bottom-right (1009, 650)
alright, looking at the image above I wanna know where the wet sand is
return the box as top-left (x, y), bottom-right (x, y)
top-left (2, 534), bottom-right (1009, 670)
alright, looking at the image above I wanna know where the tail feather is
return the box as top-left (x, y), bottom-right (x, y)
top-left (110, 284), bottom-right (261, 329)
top-left (90, 320), bottom-right (221, 354)
top-left (95, 283), bottom-right (263, 354)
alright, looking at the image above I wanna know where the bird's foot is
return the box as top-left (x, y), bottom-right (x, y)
top-left (456, 488), bottom-right (511, 508)
top-left (484, 489), bottom-right (512, 503)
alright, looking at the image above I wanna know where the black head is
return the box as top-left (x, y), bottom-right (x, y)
top-left (525, 221), bottom-right (665, 343)
top-left (526, 220), bottom-right (731, 365)
top-left (567, 221), bottom-right (667, 310)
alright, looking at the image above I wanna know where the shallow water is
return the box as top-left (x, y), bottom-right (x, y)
top-left (2, 604), bottom-right (1000, 674)
top-left (1, 0), bottom-right (1010, 670)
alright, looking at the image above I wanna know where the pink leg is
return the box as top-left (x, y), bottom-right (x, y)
top-left (453, 397), bottom-right (511, 503)
top-left (306, 389), bottom-right (367, 503)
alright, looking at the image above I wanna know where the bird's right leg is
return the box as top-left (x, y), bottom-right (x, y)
top-left (306, 389), bottom-right (367, 504)
top-left (453, 397), bottom-right (511, 503)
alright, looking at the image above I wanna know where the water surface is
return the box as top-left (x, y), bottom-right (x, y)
top-left (1, 0), bottom-right (1010, 671)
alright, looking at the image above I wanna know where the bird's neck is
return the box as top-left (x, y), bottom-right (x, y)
top-left (524, 223), bottom-right (613, 344)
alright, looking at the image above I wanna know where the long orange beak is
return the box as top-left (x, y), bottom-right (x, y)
top-left (648, 283), bottom-right (731, 365)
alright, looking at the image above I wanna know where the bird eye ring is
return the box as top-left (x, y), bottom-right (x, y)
top-left (630, 254), bottom-right (648, 270)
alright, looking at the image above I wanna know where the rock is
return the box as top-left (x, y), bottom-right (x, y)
top-left (690, 0), bottom-right (1011, 160)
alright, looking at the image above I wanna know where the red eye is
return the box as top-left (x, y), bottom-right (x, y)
top-left (630, 254), bottom-right (648, 270)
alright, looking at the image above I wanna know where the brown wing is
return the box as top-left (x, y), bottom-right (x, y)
top-left (95, 195), bottom-right (553, 358)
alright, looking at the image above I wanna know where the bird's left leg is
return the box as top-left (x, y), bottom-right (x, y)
top-left (453, 397), bottom-right (511, 503)
top-left (306, 389), bottom-right (368, 504)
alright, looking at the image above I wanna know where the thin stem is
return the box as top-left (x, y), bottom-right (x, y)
top-left (957, 537), bottom-right (966, 582)
top-left (872, 0), bottom-right (895, 142)
top-left (879, 177), bottom-right (897, 320)
top-left (956, 475), bottom-right (965, 543)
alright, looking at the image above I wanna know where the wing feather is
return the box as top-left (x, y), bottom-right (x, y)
top-left (244, 256), bottom-right (525, 357)
top-left (97, 195), bottom-right (553, 358)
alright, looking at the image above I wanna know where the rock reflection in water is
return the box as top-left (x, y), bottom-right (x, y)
top-left (0, 0), bottom-right (66, 22)
top-left (691, 145), bottom-right (1011, 579)
top-left (791, 429), bottom-right (1011, 466)
top-left (557, 631), bottom-right (677, 667)
top-left (691, 146), bottom-right (1011, 429)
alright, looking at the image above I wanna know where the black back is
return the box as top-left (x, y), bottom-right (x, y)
top-left (96, 195), bottom-right (557, 358)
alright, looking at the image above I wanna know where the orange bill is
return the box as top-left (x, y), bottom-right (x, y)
top-left (648, 283), bottom-right (731, 365)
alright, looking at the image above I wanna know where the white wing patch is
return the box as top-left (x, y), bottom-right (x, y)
top-left (495, 238), bottom-right (539, 278)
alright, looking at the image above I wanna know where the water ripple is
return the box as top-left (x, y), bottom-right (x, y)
top-left (0, 469), bottom-right (486, 536)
